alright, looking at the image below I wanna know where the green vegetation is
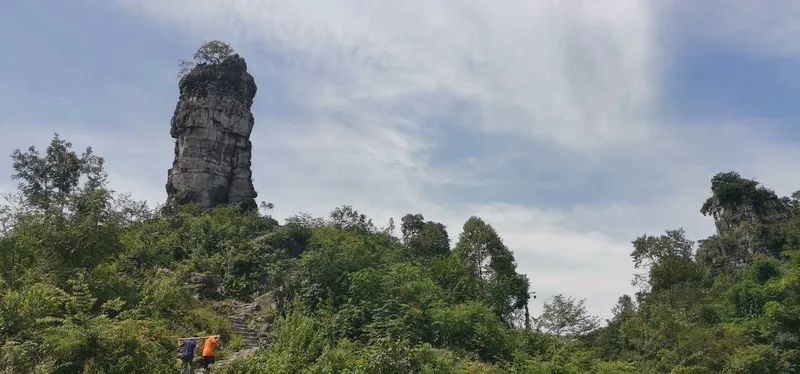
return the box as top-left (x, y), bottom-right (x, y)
top-left (2, 136), bottom-right (800, 373)
top-left (178, 40), bottom-right (235, 78)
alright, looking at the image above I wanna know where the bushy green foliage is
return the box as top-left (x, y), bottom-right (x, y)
top-left (401, 213), bottom-right (450, 259)
top-left (581, 172), bottom-right (800, 373)
top-left (215, 208), bottom-right (560, 372)
top-left (536, 294), bottom-right (600, 338)
top-left (0, 136), bottom-right (259, 372)
top-left (701, 172), bottom-right (783, 216)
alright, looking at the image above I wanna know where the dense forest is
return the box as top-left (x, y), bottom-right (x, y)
top-left (2, 132), bottom-right (800, 374)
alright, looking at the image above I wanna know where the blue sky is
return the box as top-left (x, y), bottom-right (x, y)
top-left (3, 0), bottom-right (800, 317)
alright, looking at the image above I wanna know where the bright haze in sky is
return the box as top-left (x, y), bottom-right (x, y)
top-left (3, 0), bottom-right (800, 317)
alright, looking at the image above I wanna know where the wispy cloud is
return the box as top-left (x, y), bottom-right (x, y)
top-left (118, 0), bottom-right (661, 316)
top-left (121, 0), bottom-right (658, 150)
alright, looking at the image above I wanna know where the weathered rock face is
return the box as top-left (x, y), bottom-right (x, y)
top-left (698, 202), bottom-right (791, 267)
top-left (706, 198), bottom-right (790, 233)
top-left (697, 173), bottom-right (793, 266)
top-left (701, 172), bottom-right (790, 234)
top-left (166, 55), bottom-right (257, 209)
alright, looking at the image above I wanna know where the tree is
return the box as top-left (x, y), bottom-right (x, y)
top-left (453, 217), bottom-right (529, 320)
top-left (178, 40), bottom-right (235, 77)
top-left (454, 217), bottom-right (507, 284)
top-left (10, 134), bottom-right (105, 213)
top-left (631, 229), bottom-right (693, 270)
top-left (631, 229), bottom-right (703, 292)
top-left (329, 205), bottom-right (376, 233)
top-left (596, 295), bottom-right (635, 359)
top-left (610, 294), bottom-right (635, 322)
top-left (536, 294), bottom-right (600, 338)
top-left (401, 214), bottom-right (426, 241)
top-left (401, 213), bottom-right (450, 259)
top-left (193, 40), bottom-right (234, 64)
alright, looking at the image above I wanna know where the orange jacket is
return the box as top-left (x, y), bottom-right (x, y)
top-left (202, 336), bottom-right (218, 357)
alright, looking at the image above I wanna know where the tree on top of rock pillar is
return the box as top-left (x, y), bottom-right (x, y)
top-left (178, 40), bottom-right (235, 78)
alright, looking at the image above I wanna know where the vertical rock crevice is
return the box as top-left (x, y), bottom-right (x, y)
top-left (166, 54), bottom-right (257, 209)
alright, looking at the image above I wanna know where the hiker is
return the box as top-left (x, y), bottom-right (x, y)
top-left (201, 335), bottom-right (222, 370)
top-left (177, 338), bottom-right (198, 374)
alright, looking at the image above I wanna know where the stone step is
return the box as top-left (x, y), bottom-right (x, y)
top-left (234, 330), bottom-right (258, 337)
top-left (233, 326), bottom-right (253, 331)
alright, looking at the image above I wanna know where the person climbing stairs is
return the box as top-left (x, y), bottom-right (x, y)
top-left (194, 300), bottom-right (264, 372)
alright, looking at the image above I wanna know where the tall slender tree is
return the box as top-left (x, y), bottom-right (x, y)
top-left (454, 216), bottom-right (530, 320)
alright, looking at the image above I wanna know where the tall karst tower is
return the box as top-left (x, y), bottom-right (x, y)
top-left (166, 54), bottom-right (258, 209)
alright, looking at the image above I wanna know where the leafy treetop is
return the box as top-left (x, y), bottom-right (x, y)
top-left (193, 40), bottom-right (234, 65)
top-left (11, 134), bottom-right (105, 213)
top-left (701, 171), bottom-right (781, 215)
top-left (178, 40), bottom-right (235, 78)
top-left (536, 294), bottom-right (600, 338)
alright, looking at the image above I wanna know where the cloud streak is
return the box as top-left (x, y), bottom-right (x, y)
top-left (122, 0), bottom-right (658, 150)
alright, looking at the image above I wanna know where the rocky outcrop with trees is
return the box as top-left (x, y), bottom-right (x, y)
top-left (697, 172), bottom-right (797, 267)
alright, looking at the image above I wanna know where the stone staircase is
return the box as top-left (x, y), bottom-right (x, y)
top-left (195, 301), bottom-right (264, 373)
top-left (230, 302), bottom-right (261, 349)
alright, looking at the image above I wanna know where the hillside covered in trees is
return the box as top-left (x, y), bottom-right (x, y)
top-left (2, 134), bottom-right (800, 373)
